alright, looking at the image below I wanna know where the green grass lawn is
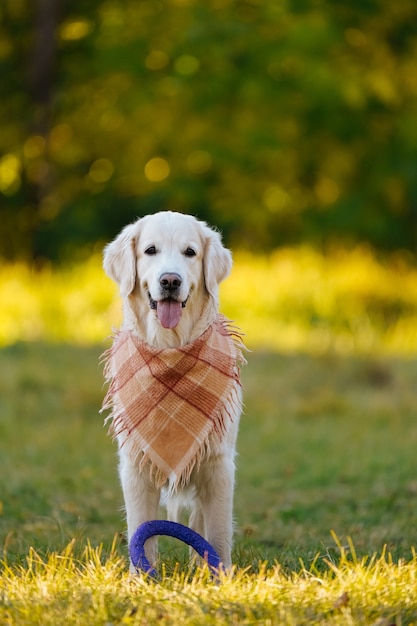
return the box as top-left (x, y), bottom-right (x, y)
top-left (1, 342), bottom-right (417, 624)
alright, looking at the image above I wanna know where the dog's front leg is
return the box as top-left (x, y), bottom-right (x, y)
top-left (119, 454), bottom-right (160, 572)
top-left (196, 455), bottom-right (235, 570)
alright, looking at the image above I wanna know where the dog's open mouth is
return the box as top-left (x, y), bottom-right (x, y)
top-left (148, 294), bottom-right (188, 329)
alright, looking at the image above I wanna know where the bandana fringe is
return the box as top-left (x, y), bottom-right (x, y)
top-left (101, 314), bottom-right (245, 491)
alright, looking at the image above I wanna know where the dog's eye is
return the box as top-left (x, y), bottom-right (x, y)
top-left (184, 247), bottom-right (196, 257)
top-left (144, 246), bottom-right (157, 255)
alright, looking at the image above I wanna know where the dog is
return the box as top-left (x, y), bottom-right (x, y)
top-left (102, 211), bottom-right (244, 571)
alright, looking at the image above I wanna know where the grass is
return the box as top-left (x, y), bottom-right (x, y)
top-left (1, 342), bottom-right (417, 623)
top-left (2, 543), bottom-right (417, 625)
top-left (1, 245), bottom-right (417, 354)
top-left (1, 246), bottom-right (417, 623)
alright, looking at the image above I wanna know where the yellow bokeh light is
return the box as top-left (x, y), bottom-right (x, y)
top-left (59, 19), bottom-right (93, 41)
top-left (89, 158), bottom-right (114, 183)
top-left (367, 71), bottom-right (398, 105)
top-left (0, 154), bottom-right (21, 195)
top-left (174, 55), bottom-right (200, 76)
top-left (23, 135), bottom-right (46, 159)
top-left (145, 50), bottom-right (170, 71)
top-left (263, 185), bottom-right (291, 213)
top-left (144, 157), bottom-right (170, 182)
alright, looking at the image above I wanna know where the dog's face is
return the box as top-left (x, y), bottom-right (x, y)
top-left (104, 211), bottom-right (232, 335)
top-left (137, 213), bottom-right (206, 329)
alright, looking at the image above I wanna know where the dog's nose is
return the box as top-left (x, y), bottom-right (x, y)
top-left (159, 273), bottom-right (182, 292)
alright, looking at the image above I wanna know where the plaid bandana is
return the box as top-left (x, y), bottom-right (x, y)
top-left (101, 315), bottom-right (245, 490)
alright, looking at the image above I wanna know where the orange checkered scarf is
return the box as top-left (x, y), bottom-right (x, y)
top-left (101, 315), bottom-right (245, 490)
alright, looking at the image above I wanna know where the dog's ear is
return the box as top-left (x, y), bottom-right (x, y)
top-left (203, 226), bottom-right (232, 302)
top-left (103, 223), bottom-right (138, 297)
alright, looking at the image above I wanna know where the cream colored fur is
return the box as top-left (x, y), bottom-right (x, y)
top-left (103, 211), bottom-right (241, 571)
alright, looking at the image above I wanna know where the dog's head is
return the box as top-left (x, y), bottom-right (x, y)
top-left (103, 211), bottom-right (232, 335)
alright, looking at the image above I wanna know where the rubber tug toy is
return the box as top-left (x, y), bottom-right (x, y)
top-left (129, 520), bottom-right (223, 578)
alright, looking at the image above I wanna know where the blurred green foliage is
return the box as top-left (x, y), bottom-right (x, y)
top-left (0, 0), bottom-right (416, 261)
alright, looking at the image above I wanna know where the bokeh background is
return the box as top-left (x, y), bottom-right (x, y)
top-left (1, 0), bottom-right (417, 352)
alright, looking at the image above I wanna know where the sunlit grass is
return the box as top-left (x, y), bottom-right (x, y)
top-left (222, 247), bottom-right (417, 355)
top-left (2, 540), bottom-right (417, 625)
top-left (0, 257), bottom-right (119, 346)
top-left (1, 246), bottom-right (417, 354)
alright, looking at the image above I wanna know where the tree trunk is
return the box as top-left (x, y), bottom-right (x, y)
top-left (25, 0), bottom-right (64, 261)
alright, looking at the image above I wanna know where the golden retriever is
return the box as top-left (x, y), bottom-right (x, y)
top-left (103, 211), bottom-right (242, 570)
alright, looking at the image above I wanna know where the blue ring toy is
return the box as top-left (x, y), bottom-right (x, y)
top-left (129, 520), bottom-right (223, 577)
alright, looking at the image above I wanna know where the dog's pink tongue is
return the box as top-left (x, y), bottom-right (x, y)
top-left (157, 300), bottom-right (182, 329)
